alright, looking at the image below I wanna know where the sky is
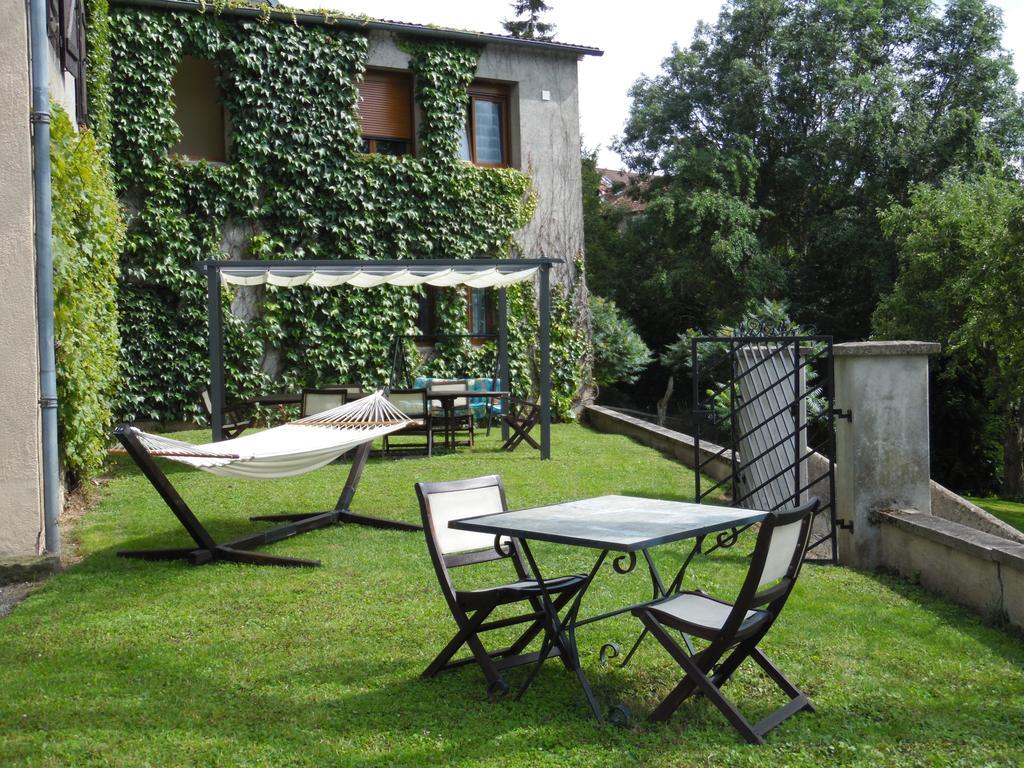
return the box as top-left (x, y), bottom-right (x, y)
top-left (289, 0), bottom-right (1024, 170)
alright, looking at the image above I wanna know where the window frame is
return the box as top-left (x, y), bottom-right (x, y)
top-left (460, 82), bottom-right (511, 168)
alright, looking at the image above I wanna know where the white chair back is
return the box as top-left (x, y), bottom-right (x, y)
top-left (758, 520), bottom-right (804, 588)
top-left (424, 484), bottom-right (505, 555)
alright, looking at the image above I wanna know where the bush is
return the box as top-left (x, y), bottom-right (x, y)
top-left (590, 295), bottom-right (651, 387)
top-left (50, 106), bottom-right (125, 483)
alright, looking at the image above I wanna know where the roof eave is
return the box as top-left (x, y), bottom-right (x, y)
top-left (108, 0), bottom-right (604, 57)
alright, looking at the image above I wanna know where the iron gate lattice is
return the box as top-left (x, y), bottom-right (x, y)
top-left (692, 336), bottom-right (838, 563)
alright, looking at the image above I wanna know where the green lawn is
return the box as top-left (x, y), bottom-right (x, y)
top-left (1, 424), bottom-right (1023, 767)
top-left (967, 495), bottom-right (1024, 534)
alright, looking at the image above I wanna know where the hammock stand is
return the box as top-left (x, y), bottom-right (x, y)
top-left (113, 395), bottom-right (419, 568)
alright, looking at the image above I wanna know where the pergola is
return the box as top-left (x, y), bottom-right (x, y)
top-left (197, 258), bottom-right (559, 459)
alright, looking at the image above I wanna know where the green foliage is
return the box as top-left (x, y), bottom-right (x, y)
top-left (589, 296), bottom-right (650, 387)
top-left (502, 0), bottom-right (556, 41)
top-left (84, 0), bottom-right (114, 144)
top-left (874, 171), bottom-right (1024, 493)
top-left (612, 0), bottom-right (1024, 345)
top-left (106, 8), bottom-right (554, 421)
top-left (548, 278), bottom-right (588, 419)
top-left (50, 107), bottom-right (125, 482)
top-left (661, 298), bottom-right (809, 373)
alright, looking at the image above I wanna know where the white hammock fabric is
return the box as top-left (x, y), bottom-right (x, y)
top-left (124, 391), bottom-right (412, 480)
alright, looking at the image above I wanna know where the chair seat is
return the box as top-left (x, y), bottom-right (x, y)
top-left (457, 574), bottom-right (586, 609)
top-left (646, 592), bottom-right (769, 639)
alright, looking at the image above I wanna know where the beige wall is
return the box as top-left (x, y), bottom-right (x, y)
top-left (0, 3), bottom-right (44, 557)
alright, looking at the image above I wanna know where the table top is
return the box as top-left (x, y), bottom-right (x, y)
top-left (449, 495), bottom-right (767, 552)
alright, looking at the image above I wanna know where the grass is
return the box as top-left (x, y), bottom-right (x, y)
top-left (966, 495), bottom-right (1024, 534)
top-left (1, 424), bottom-right (1023, 767)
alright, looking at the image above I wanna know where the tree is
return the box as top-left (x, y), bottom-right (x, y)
top-left (502, 0), bottom-right (556, 41)
top-left (614, 0), bottom-right (1024, 343)
top-left (874, 172), bottom-right (1024, 496)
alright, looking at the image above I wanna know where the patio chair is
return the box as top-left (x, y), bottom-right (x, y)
top-left (415, 475), bottom-right (586, 698)
top-left (501, 397), bottom-right (540, 451)
top-left (320, 384), bottom-right (367, 401)
top-left (429, 380), bottom-right (475, 447)
top-left (301, 388), bottom-right (347, 418)
top-left (199, 389), bottom-right (254, 439)
top-left (632, 497), bottom-right (820, 744)
top-left (382, 388), bottom-right (433, 457)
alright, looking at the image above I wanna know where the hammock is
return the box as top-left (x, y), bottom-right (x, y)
top-left (121, 391), bottom-right (412, 479)
top-left (113, 391), bottom-right (419, 568)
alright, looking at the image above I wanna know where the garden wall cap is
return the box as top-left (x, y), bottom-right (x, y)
top-left (833, 341), bottom-right (941, 357)
top-left (109, 0), bottom-right (604, 57)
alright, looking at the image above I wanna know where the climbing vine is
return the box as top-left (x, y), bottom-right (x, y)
top-left (50, 106), bottom-right (125, 481)
top-left (107, 6), bottom-right (584, 422)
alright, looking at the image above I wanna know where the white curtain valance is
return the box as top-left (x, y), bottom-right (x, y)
top-left (219, 265), bottom-right (540, 289)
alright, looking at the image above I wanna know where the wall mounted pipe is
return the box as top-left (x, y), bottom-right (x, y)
top-left (29, 0), bottom-right (61, 555)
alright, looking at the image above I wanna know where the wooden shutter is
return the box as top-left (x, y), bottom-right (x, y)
top-left (357, 70), bottom-right (413, 140)
top-left (47, 0), bottom-right (62, 60)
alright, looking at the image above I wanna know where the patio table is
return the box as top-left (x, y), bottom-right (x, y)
top-left (450, 495), bottom-right (767, 722)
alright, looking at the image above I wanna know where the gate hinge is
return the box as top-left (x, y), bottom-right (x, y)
top-left (831, 408), bottom-right (852, 422)
top-left (837, 519), bottom-right (854, 532)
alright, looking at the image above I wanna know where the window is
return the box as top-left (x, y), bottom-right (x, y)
top-left (415, 287), bottom-right (495, 341)
top-left (170, 56), bottom-right (229, 162)
top-left (416, 288), bottom-right (438, 338)
top-left (467, 288), bottom-right (496, 337)
top-left (358, 70), bottom-right (414, 156)
top-left (47, 0), bottom-right (88, 125)
top-left (458, 83), bottom-right (510, 167)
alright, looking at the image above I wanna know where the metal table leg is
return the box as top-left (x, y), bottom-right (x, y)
top-left (515, 539), bottom-right (608, 721)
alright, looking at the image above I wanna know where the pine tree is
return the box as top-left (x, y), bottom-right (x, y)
top-left (502, 0), bottom-right (556, 41)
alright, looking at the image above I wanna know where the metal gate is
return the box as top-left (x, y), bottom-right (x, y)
top-left (692, 336), bottom-right (838, 562)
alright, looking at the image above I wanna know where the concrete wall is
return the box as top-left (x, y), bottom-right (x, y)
top-left (880, 510), bottom-right (1024, 630)
top-left (0, 3), bottom-right (44, 557)
top-left (583, 405), bottom-right (734, 483)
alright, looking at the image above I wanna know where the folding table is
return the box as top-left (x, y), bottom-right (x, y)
top-left (449, 495), bottom-right (767, 722)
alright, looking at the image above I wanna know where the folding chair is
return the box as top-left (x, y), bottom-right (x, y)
top-left (415, 475), bottom-right (586, 698)
top-left (301, 388), bottom-right (347, 417)
top-left (501, 397), bottom-right (540, 451)
top-left (199, 389), bottom-right (254, 439)
top-left (632, 497), bottom-right (820, 744)
top-left (320, 384), bottom-right (367, 401)
top-left (383, 388), bottom-right (434, 456)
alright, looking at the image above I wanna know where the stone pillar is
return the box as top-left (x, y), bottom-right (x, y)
top-left (834, 341), bottom-right (940, 569)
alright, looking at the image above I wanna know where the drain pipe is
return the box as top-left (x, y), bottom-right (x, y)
top-left (29, 0), bottom-right (61, 555)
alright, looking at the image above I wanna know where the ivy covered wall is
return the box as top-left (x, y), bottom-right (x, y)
top-left (106, 6), bottom-right (591, 422)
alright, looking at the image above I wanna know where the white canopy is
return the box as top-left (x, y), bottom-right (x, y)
top-left (219, 264), bottom-right (539, 289)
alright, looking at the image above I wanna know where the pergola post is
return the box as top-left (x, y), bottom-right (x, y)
top-left (498, 287), bottom-right (510, 442)
top-left (207, 264), bottom-right (225, 441)
top-left (538, 263), bottom-right (551, 460)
